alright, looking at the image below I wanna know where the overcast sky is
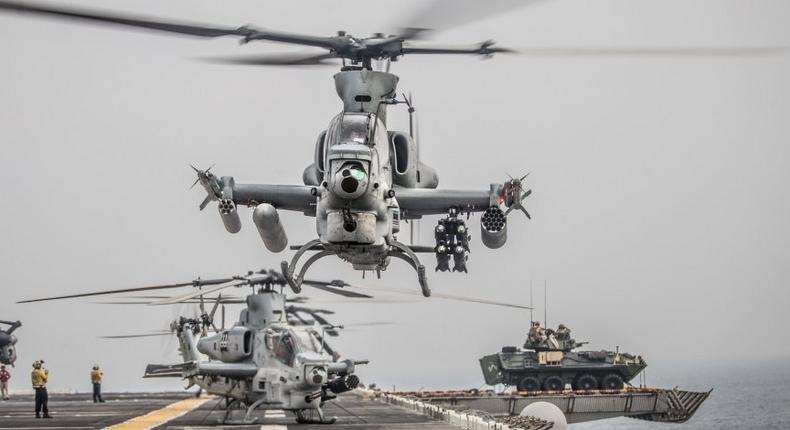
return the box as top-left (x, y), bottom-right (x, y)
top-left (0, 0), bottom-right (789, 395)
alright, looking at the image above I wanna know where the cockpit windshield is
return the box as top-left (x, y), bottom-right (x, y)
top-left (273, 332), bottom-right (296, 365)
top-left (265, 328), bottom-right (324, 364)
top-left (337, 114), bottom-right (370, 145)
top-left (293, 330), bottom-right (323, 353)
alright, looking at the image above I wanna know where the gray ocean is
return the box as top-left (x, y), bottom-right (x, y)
top-left (572, 359), bottom-right (790, 429)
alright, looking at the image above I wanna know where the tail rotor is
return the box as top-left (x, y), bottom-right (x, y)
top-left (502, 173), bottom-right (532, 219)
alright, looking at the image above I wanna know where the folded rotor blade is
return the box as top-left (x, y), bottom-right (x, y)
top-left (301, 280), bottom-right (373, 298)
top-left (97, 295), bottom-right (242, 300)
top-left (513, 46), bottom-right (790, 57)
top-left (16, 278), bottom-right (233, 304)
top-left (340, 284), bottom-right (531, 310)
top-left (314, 332), bottom-right (336, 356)
top-left (198, 52), bottom-right (338, 67)
top-left (342, 321), bottom-right (395, 328)
top-left (289, 297), bottom-right (415, 305)
top-left (311, 313), bottom-right (338, 337)
top-left (100, 331), bottom-right (172, 339)
top-left (151, 279), bottom-right (247, 305)
top-left (209, 295), bottom-right (222, 321)
top-left (0, 0), bottom-right (246, 37)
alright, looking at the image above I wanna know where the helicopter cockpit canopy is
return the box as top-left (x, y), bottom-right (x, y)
top-left (325, 112), bottom-right (387, 148)
top-left (265, 327), bottom-right (324, 366)
top-left (338, 114), bottom-right (370, 145)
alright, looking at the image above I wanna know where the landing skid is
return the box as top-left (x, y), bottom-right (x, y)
top-left (220, 397), bottom-right (280, 425)
top-left (388, 240), bottom-right (430, 297)
top-left (282, 238), bottom-right (430, 297)
top-left (281, 238), bottom-right (333, 294)
top-left (296, 407), bottom-right (336, 425)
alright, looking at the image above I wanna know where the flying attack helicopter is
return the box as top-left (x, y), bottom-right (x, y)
top-left (2, 1), bottom-right (773, 298)
top-left (0, 0), bottom-right (536, 298)
top-left (0, 320), bottom-right (21, 366)
top-left (18, 268), bottom-right (528, 423)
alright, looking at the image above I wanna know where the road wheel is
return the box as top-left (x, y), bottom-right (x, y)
top-left (542, 376), bottom-right (564, 391)
top-left (600, 373), bottom-right (624, 390)
top-left (573, 374), bottom-right (598, 391)
top-left (517, 376), bottom-right (541, 393)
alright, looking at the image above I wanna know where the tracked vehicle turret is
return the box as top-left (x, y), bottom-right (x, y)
top-left (480, 324), bottom-right (646, 392)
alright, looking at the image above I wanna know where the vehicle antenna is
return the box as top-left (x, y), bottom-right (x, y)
top-left (529, 280), bottom-right (533, 324)
top-left (543, 280), bottom-right (547, 328)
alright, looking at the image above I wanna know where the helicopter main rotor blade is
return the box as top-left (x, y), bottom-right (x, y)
top-left (198, 52), bottom-right (338, 67)
top-left (152, 279), bottom-right (248, 305)
top-left (513, 46), bottom-right (790, 57)
top-left (402, 44), bottom-right (515, 56)
top-left (0, 1), bottom-right (335, 49)
top-left (0, 0), bottom-right (246, 37)
top-left (17, 278), bottom-right (234, 304)
top-left (394, 0), bottom-right (539, 40)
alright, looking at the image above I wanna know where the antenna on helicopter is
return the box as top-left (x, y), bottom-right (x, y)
top-left (403, 92), bottom-right (422, 245)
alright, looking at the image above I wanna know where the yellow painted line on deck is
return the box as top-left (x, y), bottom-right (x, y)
top-left (104, 396), bottom-right (214, 430)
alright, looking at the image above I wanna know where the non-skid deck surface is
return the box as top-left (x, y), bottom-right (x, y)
top-left (0, 392), bottom-right (459, 430)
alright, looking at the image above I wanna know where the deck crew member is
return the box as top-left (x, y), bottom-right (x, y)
top-left (0, 365), bottom-right (10, 400)
top-left (31, 360), bottom-right (51, 418)
top-left (91, 365), bottom-right (104, 403)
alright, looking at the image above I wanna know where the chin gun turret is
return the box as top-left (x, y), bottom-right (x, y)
top-left (481, 206), bottom-right (507, 249)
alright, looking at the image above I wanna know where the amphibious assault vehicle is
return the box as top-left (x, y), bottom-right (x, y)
top-left (479, 325), bottom-right (646, 392)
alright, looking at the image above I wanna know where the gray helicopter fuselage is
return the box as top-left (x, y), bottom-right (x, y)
top-left (0, 321), bottom-right (20, 366)
top-left (315, 112), bottom-right (394, 269)
top-left (0, 333), bottom-right (18, 366)
top-left (306, 70), bottom-right (439, 270)
top-left (170, 292), bottom-right (359, 414)
top-left (191, 68), bottom-right (524, 295)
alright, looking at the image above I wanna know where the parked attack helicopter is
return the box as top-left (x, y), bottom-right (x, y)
top-left (0, 320), bottom-right (21, 366)
top-left (17, 268), bottom-right (529, 423)
top-left (19, 270), bottom-right (366, 424)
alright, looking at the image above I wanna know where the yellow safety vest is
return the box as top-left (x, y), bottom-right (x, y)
top-left (31, 369), bottom-right (48, 389)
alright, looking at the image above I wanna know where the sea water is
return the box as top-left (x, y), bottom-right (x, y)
top-left (573, 359), bottom-right (790, 429)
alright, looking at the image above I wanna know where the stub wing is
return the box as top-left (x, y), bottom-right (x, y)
top-left (395, 185), bottom-right (500, 218)
top-left (231, 183), bottom-right (316, 214)
top-left (144, 363), bottom-right (189, 378)
top-left (194, 167), bottom-right (316, 214)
